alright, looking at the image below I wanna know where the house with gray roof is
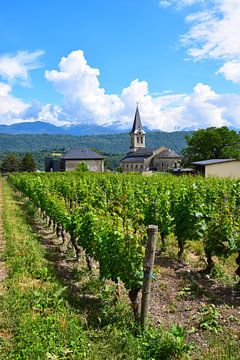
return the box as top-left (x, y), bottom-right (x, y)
top-left (45, 148), bottom-right (104, 172)
top-left (120, 106), bottom-right (182, 172)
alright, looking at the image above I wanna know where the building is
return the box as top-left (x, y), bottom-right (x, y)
top-left (45, 148), bottom-right (104, 172)
top-left (120, 106), bottom-right (182, 172)
top-left (192, 159), bottom-right (240, 178)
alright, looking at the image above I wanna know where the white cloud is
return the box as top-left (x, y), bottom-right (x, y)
top-left (217, 61), bottom-right (240, 83)
top-left (182, 1), bottom-right (240, 61)
top-left (159, 0), bottom-right (205, 8)
top-left (1, 49), bottom-right (240, 131)
top-left (44, 50), bottom-right (240, 131)
top-left (0, 82), bottom-right (29, 124)
top-left (45, 50), bottom-right (124, 125)
top-left (0, 81), bottom-right (67, 126)
top-left (160, 1), bottom-right (240, 84)
top-left (0, 50), bottom-right (44, 85)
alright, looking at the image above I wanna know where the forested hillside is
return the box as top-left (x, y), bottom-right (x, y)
top-left (0, 131), bottom-right (190, 170)
top-left (0, 131), bottom-right (189, 153)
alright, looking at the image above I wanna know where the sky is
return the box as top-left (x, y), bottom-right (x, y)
top-left (0, 0), bottom-right (240, 131)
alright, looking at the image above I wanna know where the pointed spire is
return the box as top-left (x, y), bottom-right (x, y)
top-left (130, 105), bottom-right (144, 133)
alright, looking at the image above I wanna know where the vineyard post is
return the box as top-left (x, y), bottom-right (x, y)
top-left (141, 225), bottom-right (158, 331)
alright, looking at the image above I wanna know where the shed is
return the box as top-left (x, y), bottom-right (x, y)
top-left (192, 159), bottom-right (240, 178)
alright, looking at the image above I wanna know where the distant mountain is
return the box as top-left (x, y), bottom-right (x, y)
top-left (0, 121), bottom-right (239, 136)
top-left (64, 123), bottom-right (126, 135)
top-left (0, 121), bottom-right (154, 136)
top-left (0, 121), bottom-right (65, 135)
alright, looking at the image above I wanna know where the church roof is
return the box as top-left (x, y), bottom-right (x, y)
top-left (61, 148), bottom-right (104, 160)
top-left (128, 147), bottom-right (154, 157)
top-left (130, 106), bottom-right (145, 134)
top-left (120, 157), bottom-right (147, 163)
top-left (157, 149), bottom-right (182, 158)
top-left (120, 147), bottom-right (154, 163)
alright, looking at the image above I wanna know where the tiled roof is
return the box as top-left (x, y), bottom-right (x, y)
top-left (62, 148), bottom-right (104, 160)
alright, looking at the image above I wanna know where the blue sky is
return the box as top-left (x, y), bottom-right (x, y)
top-left (0, 0), bottom-right (240, 131)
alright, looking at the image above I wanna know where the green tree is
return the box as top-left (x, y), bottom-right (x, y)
top-left (21, 152), bottom-right (36, 172)
top-left (182, 127), bottom-right (240, 165)
top-left (0, 153), bottom-right (19, 173)
top-left (75, 162), bottom-right (89, 172)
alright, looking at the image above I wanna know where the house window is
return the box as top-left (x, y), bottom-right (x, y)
top-left (137, 137), bottom-right (140, 143)
top-left (140, 137), bottom-right (143, 144)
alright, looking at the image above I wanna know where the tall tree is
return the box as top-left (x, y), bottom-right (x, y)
top-left (21, 153), bottom-right (36, 172)
top-left (0, 153), bottom-right (19, 173)
top-left (182, 127), bottom-right (240, 165)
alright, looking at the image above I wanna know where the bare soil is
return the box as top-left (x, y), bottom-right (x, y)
top-left (151, 255), bottom-right (240, 347)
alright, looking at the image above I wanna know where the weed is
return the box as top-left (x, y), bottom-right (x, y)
top-left (199, 304), bottom-right (222, 333)
top-left (177, 280), bottom-right (205, 300)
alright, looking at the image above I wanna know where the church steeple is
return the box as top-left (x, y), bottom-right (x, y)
top-left (130, 105), bottom-right (146, 151)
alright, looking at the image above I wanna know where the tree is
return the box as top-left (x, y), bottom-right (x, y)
top-left (21, 153), bottom-right (36, 172)
top-left (0, 153), bottom-right (19, 173)
top-left (75, 162), bottom-right (89, 172)
top-left (182, 127), bottom-right (240, 166)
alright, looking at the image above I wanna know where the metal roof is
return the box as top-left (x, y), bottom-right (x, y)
top-left (130, 106), bottom-right (145, 134)
top-left (61, 148), bottom-right (104, 160)
top-left (192, 159), bottom-right (236, 166)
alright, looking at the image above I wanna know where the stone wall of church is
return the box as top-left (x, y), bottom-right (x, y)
top-left (153, 156), bottom-right (181, 171)
top-left (121, 162), bottom-right (145, 172)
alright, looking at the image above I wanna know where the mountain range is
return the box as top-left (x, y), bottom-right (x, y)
top-left (0, 121), bottom-right (136, 135)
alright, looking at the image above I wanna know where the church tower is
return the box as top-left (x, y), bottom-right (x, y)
top-left (130, 105), bottom-right (146, 152)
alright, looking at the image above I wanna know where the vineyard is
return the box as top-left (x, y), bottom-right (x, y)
top-left (2, 172), bottom-right (240, 358)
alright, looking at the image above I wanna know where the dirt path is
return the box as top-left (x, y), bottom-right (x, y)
top-left (0, 178), bottom-right (7, 293)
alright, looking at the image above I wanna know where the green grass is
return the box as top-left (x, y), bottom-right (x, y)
top-left (0, 180), bottom-right (192, 359)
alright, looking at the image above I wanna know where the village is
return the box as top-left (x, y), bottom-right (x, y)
top-left (45, 106), bottom-right (240, 179)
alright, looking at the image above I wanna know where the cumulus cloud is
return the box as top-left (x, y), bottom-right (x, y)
top-left (0, 82), bottom-right (29, 124)
top-left (217, 61), bottom-right (240, 84)
top-left (1, 49), bottom-right (240, 130)
top-left (0, 49), bottom-right (68, 126)
top-left (0, 81), bottom-right (67, 126)
top-left (45, 50), bottom-right (124, 124)
top-left (0, 50), bottom-right (44, 85)
top-left (44, 50), bottom-right (240, 131)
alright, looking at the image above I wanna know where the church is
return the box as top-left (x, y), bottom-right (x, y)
top-left (120, 106), bottom-right (182, 173)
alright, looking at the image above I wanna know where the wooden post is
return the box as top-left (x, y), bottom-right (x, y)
top-left (141, 225), bottom-right (158, 331)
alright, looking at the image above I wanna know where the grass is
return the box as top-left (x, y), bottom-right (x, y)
top-left (0, 179), bottom-right (192, 359)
